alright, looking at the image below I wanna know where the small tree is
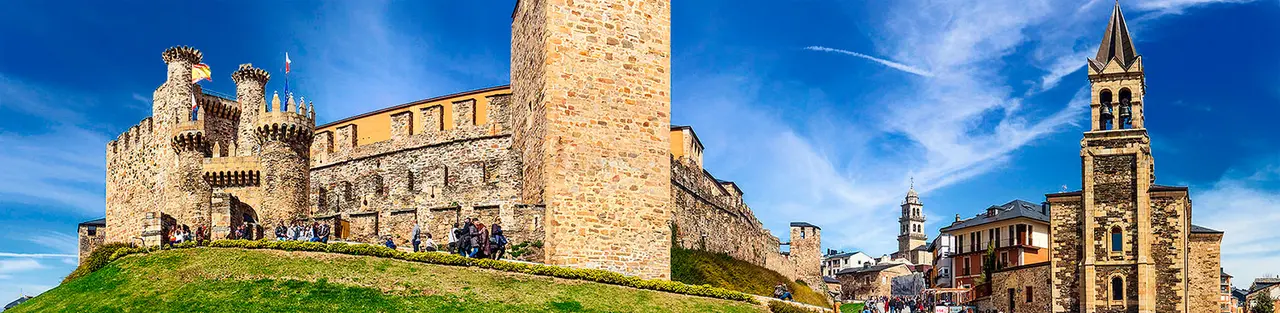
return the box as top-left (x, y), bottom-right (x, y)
top-left (1256, 291), bottom-right (1275, 313)
top-left (981, 242), bottom-right (996, 284)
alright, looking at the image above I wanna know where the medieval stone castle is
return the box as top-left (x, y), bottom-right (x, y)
top-left (79, 0), bottom-right (824, 284)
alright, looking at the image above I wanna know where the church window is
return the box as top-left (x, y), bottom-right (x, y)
top-left (1110, 226), bottom-right (1123, 253)
top-left (1111, 276), bottom-right (1125, 301)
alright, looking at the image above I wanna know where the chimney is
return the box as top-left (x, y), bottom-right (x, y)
top-left (955, 214), bottom-right (961, 223)
top-left (1041, 202), bottom-right (1050, 215)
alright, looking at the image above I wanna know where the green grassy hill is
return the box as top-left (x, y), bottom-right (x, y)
top-left (671, 247), bottom-right (829, 308)
top-left (13, 248), bottom-right (762, 313)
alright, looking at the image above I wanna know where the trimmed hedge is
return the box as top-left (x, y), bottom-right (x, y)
top-left (92, 239), bottom-right (758, 304)
top-left (768, 300), bottom-right (822, 313)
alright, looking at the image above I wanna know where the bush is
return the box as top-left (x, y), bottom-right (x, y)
top-left (100, 239), bottom-right (758, 304)
top-left (62, 242), bottom-right (132, 283)
top-left (768, 300), bottom-right (820, 313)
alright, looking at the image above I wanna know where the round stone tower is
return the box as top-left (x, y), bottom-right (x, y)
top-left (168, 108), bottom-right (212, 230)
top-left (232, 64), bottom-right (270, 156)
top-left (254, 91), bottom-right (314, 228)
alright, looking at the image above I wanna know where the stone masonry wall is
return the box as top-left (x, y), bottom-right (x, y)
top-left (1049, 197), bottom-right (1082, 313)
top-left (510, 0), bottom-right (548, 206)
top-left (1151, 194), bottom-right (1188, 313)
top-left (308, 94), bottom-right (541, 247)
top-left (513, 0), bottom-right (674, 279)
top-left (670, 157), bottom-right (794, 277)
top-left (77, 224), bottom-right (105, 263)
top-left (988, 264), bottom-right (1051, 313)
top-left (106, 118), bottom-right (159, 244)
top-left (791, 225), bottom-right (822, 279)
top-left (1189, 233), bottom-right (1223, 313)
top-left (1091, 155), bottom-right (1138, 263)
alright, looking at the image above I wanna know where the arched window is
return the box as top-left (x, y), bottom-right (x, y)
top-left (1110, 226), bottom-right (1123, 253)
top-left (1099, 90), bottom-right (1114, 130)
top-left (1111, 276), bottom-right (1124, 301)
top-left (1118, 89), bottom-right (1133, 129)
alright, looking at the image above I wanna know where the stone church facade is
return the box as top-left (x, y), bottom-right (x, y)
top-left (1045, 2), bottom-right (1224, 313)
top-left (84, 0), bottom-right (824, 282)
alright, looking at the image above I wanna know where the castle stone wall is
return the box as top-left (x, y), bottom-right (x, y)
top-left (105, 118), bottom-right (160, 244)
top-left (77, 223), bottom-right (105, 264)
top-left (670, 158), bottom-right (779, 266)
top-left (307, 93), bottom-right (542, 247)
top-left (512, 0), bottom-right (674, 279)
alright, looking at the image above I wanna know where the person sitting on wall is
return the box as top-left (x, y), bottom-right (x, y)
top-left (422, 233), bottom-right (437, 252)
top-left (289, 222), bottom-right (302, 241)
top-left (383, 236), bottom-right (397, 249)
top-left (318, 223), bottom-right (330, 243)
top-left (275, 222), bottom-right (288, 241)
top-left (309, 222), bottom-right (321, 242)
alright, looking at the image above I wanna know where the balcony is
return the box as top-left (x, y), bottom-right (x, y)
top-left (954, 238), bottom-right (1038, 255)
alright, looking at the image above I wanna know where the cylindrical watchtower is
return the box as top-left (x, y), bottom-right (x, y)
top-left (167, 106), bottom-right (212, 231)
top-left (232, 64), bottom-right (270, 156)
top-left (255, 92), bottom-right (314, 228)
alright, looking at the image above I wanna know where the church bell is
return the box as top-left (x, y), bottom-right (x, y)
top-left (1118, 103), bottom-right (1132, 120)
top-left (1100, 104), bottom-right (1114, 122)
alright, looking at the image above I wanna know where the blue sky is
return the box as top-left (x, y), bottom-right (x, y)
top-left (1, 0), bottom-right (1278, 299)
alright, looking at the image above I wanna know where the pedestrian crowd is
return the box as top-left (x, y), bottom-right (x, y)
top-left (163, 217), bottom-right (512, 261)
top-left (274, 221), bottom-right (331, 243)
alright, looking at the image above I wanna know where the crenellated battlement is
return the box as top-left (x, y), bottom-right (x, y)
top-left (256, 92), bottom-right (315, 145)
top-left (197, 93), bottom-right (240, 120)
top-left (231, 63), bottom-right (270, 86)
top-left (202, 156), bottom-right (262, 188)
top-left (171, 123), bottom-right (208, 154)
top-left (107, 117), bottom-right (155, 158)
top-left (162, 46), bottom-right (202, 64)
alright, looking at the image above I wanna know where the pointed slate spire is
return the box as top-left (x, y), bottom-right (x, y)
top-left (1093, 1), bottom-right (1138, 69)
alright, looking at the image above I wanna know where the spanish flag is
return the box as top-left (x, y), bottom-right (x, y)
top-left (191, 63), bottom-right (212, 83)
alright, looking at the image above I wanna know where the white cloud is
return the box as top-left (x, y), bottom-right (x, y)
top-left (0, 259), bottom-right (45, 276)
top-left (803, 46), bottom-right (934, 77)
top-left (288, 2), bottom-right (501, 124)
top-left (1133, 0), bottom-right (1257, 15)
top-left (0, 74), bottom-right (110, 214)
top-left (25, 232), bottom-right (79, 255)
top-left (1192, 160), bottom-right (1280, 288)
top-left (0, 253), bottom-right (76, 259)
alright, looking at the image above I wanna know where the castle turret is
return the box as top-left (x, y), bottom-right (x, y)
top-left (157, 46), bottom-right (202, 130)
top-left (232, 64), bottom-right (270, 156)
top-left (166, 104), bottom-right (212, 230)
top-left (255, 90), bottom-right (314, 229)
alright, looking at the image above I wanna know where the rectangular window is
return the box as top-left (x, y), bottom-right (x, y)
top-left (1026, 286), bottom-right (1033, 303)
top-left (87, 226), bottom-right (97, 236)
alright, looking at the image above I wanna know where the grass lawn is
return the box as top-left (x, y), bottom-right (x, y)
top-left (13, 248), bottom-right (763, 313)
top-left (671, 247), bottom-right (829, 308)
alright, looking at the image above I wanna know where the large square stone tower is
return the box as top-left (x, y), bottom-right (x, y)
top-left (511, 0), bottom-right (673, 279)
